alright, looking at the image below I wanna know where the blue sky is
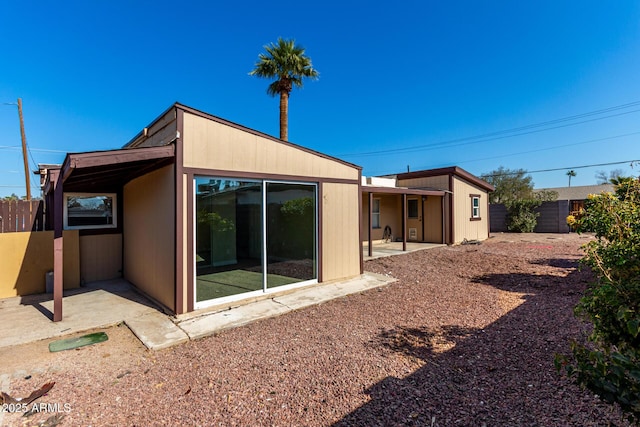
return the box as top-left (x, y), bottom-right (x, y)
top-left (1, 1), bottom-right (639, 198)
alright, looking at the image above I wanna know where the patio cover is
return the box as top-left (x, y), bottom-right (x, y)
top-left (361, 186), bottom-right (446, 256)
top-left (46, 145), bottom-right (175, 321)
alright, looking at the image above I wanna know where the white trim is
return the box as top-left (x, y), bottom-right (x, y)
top-left (471, 195), bottom-right (480, 218)
top-left (63, 192), bottom-right (117, 230)
top-left (194, 278), bottom-right (318, 310)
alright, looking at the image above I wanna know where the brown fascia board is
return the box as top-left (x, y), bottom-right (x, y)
top-left (123, 103), bottom-right (179, 148)
top-left (124, 102), bottom-right (362, 172)
top-left (59, 145), bottom-right (175, 184)
top-left (361, 186), bottom-right (445, 197)
top-left (396, 166), bottom-right (495, 192)
top-left (43, 166), bottom-right (62, 195)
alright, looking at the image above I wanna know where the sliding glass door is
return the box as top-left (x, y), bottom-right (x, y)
top-left (266, 182), bottom-right (317, 288)
top-left (195, 177), bottom-right (317, 307)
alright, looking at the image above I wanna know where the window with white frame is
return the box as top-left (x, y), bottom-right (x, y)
top-left (470, 195), bottom-right (481, 219)
top-left (64, 193), bottom-right (117, 229)
top-left (372, 198), bottom-right (381, 228)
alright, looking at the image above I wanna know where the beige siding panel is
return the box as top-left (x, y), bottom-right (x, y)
top-left (398, 175), bottom-right (450, 190)
top-left (452, 177), bottom-right (489, 243)
top-left (79, 234), bottom-right (122, 283)
top-left (123, 165), bottom-right (175, 311)
top-left (323, 183), bottom-right (361, 282)
top-left (182, 113), bottom-right (358, 181)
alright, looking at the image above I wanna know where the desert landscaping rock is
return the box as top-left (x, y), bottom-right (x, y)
top-left (0, 233), bottom-right (630, 426)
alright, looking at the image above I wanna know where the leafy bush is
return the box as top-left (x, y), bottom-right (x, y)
top-left (557, 178), bottom-right (640, 424)
top-left (504, 191), bottom-right (557, 233)
top-left (505, 199), bottom-right (541, 232)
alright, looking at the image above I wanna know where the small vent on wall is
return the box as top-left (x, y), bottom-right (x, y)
top-left (409, 228), bottom-right (417, 240)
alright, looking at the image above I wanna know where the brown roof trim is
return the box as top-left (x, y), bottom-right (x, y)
top-left (173, 103), bottom-right (362, 171)
top-left (183, 166), bottom-right (359, 185)
top-left (361, 186), bottom-right (445, 197)
top-left (59, 145), bottom-right (175, 183)
top-left (397, 166), bottom-right (495, 192)
top-left (123, 104), bottom-right (178, 148)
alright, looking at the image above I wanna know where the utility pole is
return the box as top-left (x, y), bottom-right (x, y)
top-left (17, 98), bottom-right (31, 200)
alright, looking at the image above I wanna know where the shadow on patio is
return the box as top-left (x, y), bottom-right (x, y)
top-left (0, 279), bottom-right (163, 349)
top-left (363, 241), bottom-right (445, 261)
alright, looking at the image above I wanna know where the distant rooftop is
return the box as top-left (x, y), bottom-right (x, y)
top-left (535, 184), bottom-right (614, 200)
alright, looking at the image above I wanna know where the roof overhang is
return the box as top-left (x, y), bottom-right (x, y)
top-left (361, 186), bottom-right (445, 197)
top-left (44, 145), bottom-right (175, 194)
top-left (396, 166), bottom-right (495, 192)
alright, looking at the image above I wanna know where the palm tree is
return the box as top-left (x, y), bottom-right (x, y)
top-left (566, 170), bottom-right (576, 187)
top-left (249, 38), bottom-right (319, 141)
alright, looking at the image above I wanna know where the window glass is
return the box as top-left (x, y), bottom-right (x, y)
top-left (471, 196), bottom-right (480, 218)
top-left (65, 194), bottom-right (116, 229)
top-left (195, 177), bottom-right (317, 306)
top-left (408, 199), bottom-right (419, 219)
top-left (372, 199), bottom-right (380, 228)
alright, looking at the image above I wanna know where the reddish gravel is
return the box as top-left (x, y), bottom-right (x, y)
top-left (1, 233), bottom-right (630, 426)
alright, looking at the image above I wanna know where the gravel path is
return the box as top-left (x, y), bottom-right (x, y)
top-left (1, 233), bottom-right (630, 426)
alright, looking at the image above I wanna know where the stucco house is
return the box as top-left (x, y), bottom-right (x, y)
top-left (361, 166), bottom-right (494, 250)
top-left (43, 103), bottom-right (362, 320)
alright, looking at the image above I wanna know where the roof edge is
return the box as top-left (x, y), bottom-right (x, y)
top-left (396, 166), bottom-right (495, 192)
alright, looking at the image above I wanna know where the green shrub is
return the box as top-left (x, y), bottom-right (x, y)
top-left (505, 199), bottom-right (541, 233)
top-left (556, 178), bottom-right (640, 424)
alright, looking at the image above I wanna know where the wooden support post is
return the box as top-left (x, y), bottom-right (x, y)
top-left (368, 192), bottom-right (373, 257)
top-left (402, 193), bottom-right (407, 251)
top-left (53, 172), bottom-right (63, 322)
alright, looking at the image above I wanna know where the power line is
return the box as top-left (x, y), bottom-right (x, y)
top-left (481, 160), bottom-right (640, 178)
top-left (338, 101), bottom-right (640, 157)
top-left (456, 131), bottom-right (640, 166)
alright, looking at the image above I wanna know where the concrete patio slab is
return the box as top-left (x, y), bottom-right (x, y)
top-left (125, 311), bottom-right (189, 351)
top-left (363, 242), bottom-right (444, 260)
top-left (176, 272), bottom-right (395, 342)
top-left (0, 273), bottom-right (397, 351)
top-left (0, 280), bottom-right (160, 349)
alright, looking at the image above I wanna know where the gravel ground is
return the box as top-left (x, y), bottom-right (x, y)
top-left (1, 233), bottom-right (631, 426)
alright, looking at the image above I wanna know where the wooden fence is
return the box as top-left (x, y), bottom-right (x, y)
top-left (490, 200), bottom-right (571, 233)
top-left (0, 199), bottom-right (45, 233)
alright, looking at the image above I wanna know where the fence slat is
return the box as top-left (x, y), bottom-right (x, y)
top-left (0, 201), bottom-right (8, 233)
top-left (0, 200), bottom-right (45, 233)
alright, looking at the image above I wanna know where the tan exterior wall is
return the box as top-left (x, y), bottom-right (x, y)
top-left (322, 183), bottom-right (361, 282)
top-left (182, 113), bottom-right (358, 181)
top-left (0, 230), bottom-right (80, 298)
top-left (398, 175), bottom-right (450, 190)
top-left (361, 194), bottom-right (402, 242)
top-left (452, 176), bottom-right (489, 243)
top-left (123, 165), bottom-right (175, 311)
top-left (79, 234), bottom-right (122, 284)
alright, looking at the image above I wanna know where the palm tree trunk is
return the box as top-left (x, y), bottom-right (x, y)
top-left (279, 91), bottom-right (289, 141)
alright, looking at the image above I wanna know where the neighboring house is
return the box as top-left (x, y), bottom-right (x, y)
top-left (361, 166), bottom-right (494, 247)
top-left (42, 103), bottom-right (362, 320)
top-left (536, 184), bottom-right (614, 213)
